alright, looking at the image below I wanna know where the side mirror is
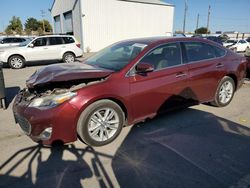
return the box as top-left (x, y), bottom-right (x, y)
top-left (135, 63), bottom-right (154, 74)
top-left (28, 43), bottom-right (34, 48)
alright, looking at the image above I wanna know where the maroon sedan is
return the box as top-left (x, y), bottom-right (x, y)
top-left (13, 37), bottom-right (246, 146)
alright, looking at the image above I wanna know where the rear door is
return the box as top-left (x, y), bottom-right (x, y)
top-left (182, 41), bottom-right (227, 102)
top-left (47, 37), bottom-right (64, 59)
top-left (128, 42), bottom-right (189, 122)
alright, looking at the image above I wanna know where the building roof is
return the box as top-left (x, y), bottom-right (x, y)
top-left (119, 0), bottom-right (174, 6)
top-left (51, 0), bottom-right (174, 11)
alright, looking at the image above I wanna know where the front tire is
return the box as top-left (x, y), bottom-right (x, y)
top-left (63, 52), bottom-right (75, 63)
top-left (77, 100), bottom-right (125, 146)
top-left (211, 76), bottom-right (235, 107)
top-left (8, 55), bottom-right (25, 69)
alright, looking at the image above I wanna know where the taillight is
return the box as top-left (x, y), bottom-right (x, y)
top-left (76, 44), bottom-right (81, 48)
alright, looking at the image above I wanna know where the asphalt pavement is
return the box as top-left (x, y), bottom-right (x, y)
top-left (0, 61), bottom-right (250, 188)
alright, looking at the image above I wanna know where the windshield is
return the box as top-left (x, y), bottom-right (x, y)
top-left (85, 41), bottom-right (148, 71)
top-left (19, 38), bottom-right (32, 46)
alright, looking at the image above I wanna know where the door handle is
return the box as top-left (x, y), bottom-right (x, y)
top-left (61, 46), bottom-right (66, 48)
top-left (176, 72), bottom-right (187, 78)
top-left (216, 63), bottom-right (224, 68)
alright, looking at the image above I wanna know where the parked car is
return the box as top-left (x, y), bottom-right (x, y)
top-left (0, 37), bottom-right (30, 48)
top-left (13, 37), bottom-right (246, 146)
top-left (223, 39), bottom-right (236, 47)
top-left (0, 35), bottom-right (83, 69)
top-left (223, 39), bottom-right (250, 52)
top-left (204, 36), bottom-right (223, 45)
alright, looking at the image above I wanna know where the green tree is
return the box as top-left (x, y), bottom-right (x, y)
top-left (195, 27), bottom-right (210, 34)
top-left (25, 17), bottom-right (39, 31)
top-left (5, 16), bottom-right (23, 34)
top-left (25, 28), bottom-right (32, 35)
top-left (5, 27), bottom-right (13, 35)
top-left (38, 20), bottom-right (52, 32)
top-left (37, 27), bottom-right (43, 35)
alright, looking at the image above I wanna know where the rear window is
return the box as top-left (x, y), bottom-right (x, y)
top-left (2, 38), bottom-right (14, 43)
top-left (214, 46), bottom-right (226, 57)
top-left (63, 37), bottom-right (75, 44)
top-left (49, 37), bottom-right (64, 45)
top-left (184, 42), bottom-right (216, 62)
top-left (14, 38), bottom-right (26, 43)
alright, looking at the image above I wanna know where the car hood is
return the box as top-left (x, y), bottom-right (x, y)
top-left (26, 62), bottom-right (114, 88)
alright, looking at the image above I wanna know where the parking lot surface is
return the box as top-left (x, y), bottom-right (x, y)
top-left (0, 62), bottom-right (250, 188)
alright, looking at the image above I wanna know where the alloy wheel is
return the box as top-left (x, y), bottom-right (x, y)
top-left (65, 54), bottom-right (75, 63)
top-left (10, 57), bottom-right (23, 69)
top-left (87, 108), bottom-right (119, 142)
top-left (218, 81), bottom-right (234, 104)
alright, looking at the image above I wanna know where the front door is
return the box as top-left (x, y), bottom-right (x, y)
top-left (25, 37), bottom-right (51, 61)
top-left (128, 42), bottom-right (189, 122)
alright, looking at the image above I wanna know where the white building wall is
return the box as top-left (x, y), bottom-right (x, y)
top-left (82, 0), bottom-right (174, 52)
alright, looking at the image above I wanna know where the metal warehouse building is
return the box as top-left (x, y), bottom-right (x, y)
top-left (51, 0), bottom-right (174, 52)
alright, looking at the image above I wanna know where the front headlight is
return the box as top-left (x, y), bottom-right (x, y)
top-left (29, 92), bottom-right (77, 109)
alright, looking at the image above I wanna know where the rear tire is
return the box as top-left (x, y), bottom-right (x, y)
top-left (63, 52), bottom-right (75, 63)
top-left (77, 100), bottom-right (125, 146)
top-left (211, 76), bottom-right (235, 107)
top-left (8, 55), bottom-right (25, 69)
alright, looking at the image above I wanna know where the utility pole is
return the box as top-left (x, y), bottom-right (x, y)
top-left (183, 0), bottom-right (188, 34)
top-left (206, 5), bottom-right (211, 35)
top-left (196, 13), bottom-right (199, 31)
top-left (41, 10), bottom-right (46, 34)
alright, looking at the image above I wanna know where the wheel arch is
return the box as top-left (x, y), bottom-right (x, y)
top-left (62, 51), bottom-right (76, 59)
top-left (8, 54), bottom-right (26, 63)
top-left (226, 73), bottom-right (237, 90)
top-left (77, 96), bottom-right (129, 126)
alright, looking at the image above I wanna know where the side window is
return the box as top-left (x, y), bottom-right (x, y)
top-left (213, 46), bottom-right (226, 57)
top-left (184, 42), bottom-right (216, 62)
top-left (139, 43), bottom-right (182, 70)
top-left (13, 38), bottom-right (24, 43)
top-left (33, 38), bottom-right (47, 47)
top-left (239, 40), bottom-right (246, 44)
top-left (63, 37), bottom-right (75, 44)
top-left (2, 38), bottom-right (13, 43)
top-left (49, 37), bottom-right (64, 45)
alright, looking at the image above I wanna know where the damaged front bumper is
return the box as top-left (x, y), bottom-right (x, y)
top-left (13, 89), bottom-right (80, 145)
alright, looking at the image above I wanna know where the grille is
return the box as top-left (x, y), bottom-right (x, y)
top-left (15, 114), bottom-right (31, 135)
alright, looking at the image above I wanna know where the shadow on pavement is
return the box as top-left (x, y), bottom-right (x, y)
top-left (5, 86), bottom-right (20, 108)
top-left (112, 108), bottom-right (250, 188)
top-left (0, 144), bottom-right (114, 188)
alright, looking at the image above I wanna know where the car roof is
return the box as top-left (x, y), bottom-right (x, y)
top-left (120, 36), bottom-right (219, 46)
top-left (37, 35), bottom-right (74, 38)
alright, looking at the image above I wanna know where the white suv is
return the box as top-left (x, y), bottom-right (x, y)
top-left (223, 39), bottom-right (250, 52)
top-left (0, 35), bottom-right (83, 69)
